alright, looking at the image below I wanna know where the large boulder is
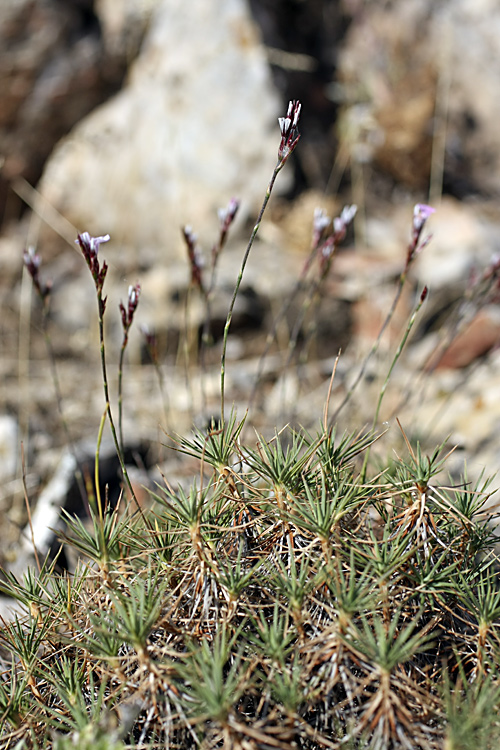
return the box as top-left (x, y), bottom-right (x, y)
top-left (37, 0), bottom-right (285, 263)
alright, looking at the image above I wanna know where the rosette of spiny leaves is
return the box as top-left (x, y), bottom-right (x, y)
top-left (384, 430), bottom-right (470, 564)
top-left (242, 426), bottom-right (321, 511)
top-left (171, 409), bottom-right (246, 478)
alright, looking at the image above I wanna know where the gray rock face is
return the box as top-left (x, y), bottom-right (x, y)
top-left (37, 0), bottom-right (285, 263)
top-left (0, 0), bottom-right (133, 225)
top-left (338, 0), bottom-right (500, 196)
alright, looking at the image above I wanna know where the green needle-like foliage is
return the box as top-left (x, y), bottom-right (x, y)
top-left (343, 608), bottom-right (433, 673)
top-left (172, 408), bottom-right (246, 474)
top-left (443, 668), bottom-right (500, 750)
top-left (59, 504), bottom-right (139, 571)
top-left (44, 658), bottom-right (111, 733)
top-left (176, 628), bottom-right (246, 725)
top-left (248, 602), bottom-right (296, 667)
top-left (323, 550), bottom-right (376, 630)
top-left (292, 469), bottom-right (370, 543)
top-left (244, 427), bottom-right (320, 495)
top-left (314, 424), bottom-right (380, 477)
top-left (2, 385), bottom-right (500, 750)
top-left (104, 565), bottom-right (169, 658)
top-left (0, 664), bottom-right (29, 731)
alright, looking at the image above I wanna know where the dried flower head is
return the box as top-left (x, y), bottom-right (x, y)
top-left (333, 205), bottom-right (357, 243)
top-left (316, 205), bottom-right (357, 278)
top-left (76, 232), bottom-right (110, 260)
top-left (413, 203), bottom-right (435, 233)
top-left (23, 245), bottom-right (41, 277)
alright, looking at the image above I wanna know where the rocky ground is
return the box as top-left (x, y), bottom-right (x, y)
top-left (2, 0), bottom-right (500, 599)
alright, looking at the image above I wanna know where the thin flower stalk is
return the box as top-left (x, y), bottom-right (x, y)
top-left (141, 324), bottom-right (170, 428)
top-left (211, 198), bottom-right (240, 293)
top-left (277, 205), bottom-right (357, 417)
top-left (248, 205), bottom-right (333, 412)
top-left (331, 203), bottom-right (435, 424)
top-left (118, 283), bottom-right (140, 455)
top-left (203, 198), bottom-right (240, 352)
top-left (362, 286), bottom-right (429, 485)
top-left (179, 231), bottom-right (201, 411)
top-left (76, 232), bottom-right (139, 512)
top-left (248, 204), bottom-right (355, 416)
top-left (181, 202), bottom-right (240, 412)
top-left (220, 100), bottom-right (301, 425)
top-left (372, 286), bottom-right (428, 429)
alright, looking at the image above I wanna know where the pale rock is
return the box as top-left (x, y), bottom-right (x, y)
top-left (0, 414), bottom-right (18, 483)
top-left (38, 0), bottom-right (284, 264)
top-left (414, 198), bottom-right (497, 289)
top-left (95, 0), bottom-right (162, 56)
top-left (435, 308), bottom-right (500, 369)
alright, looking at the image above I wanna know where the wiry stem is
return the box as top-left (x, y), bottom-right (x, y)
top-left (220, 165), bottom-right (280, 424)
top-left (361, 286), bottom-right (428, 480)
top-left (117, 339), bottom-right (126, 454)
top-left (220, 100), bottom-right (302, 426)
top-left (76, 232), bottom-right (141, 513)
top-left (330, 203), bottom-right (434, 425)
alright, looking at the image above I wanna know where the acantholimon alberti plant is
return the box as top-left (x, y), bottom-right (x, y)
top-left (2, 100), bottom-right (500, 750)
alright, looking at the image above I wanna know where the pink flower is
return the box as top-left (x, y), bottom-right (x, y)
top-left (76, 232), bottom-right (110, 295)
top-left (413, 204), bottom-right (435, 235)
top-left (120, 283), bottom-right (141, 333)
top-left (218, 198), bottom-right (240, 232)
top-left (406, 203), bottom-right (435, 270)
top-left (76, 232), bottom-right (110, 260)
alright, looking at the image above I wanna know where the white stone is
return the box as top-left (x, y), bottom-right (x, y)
top-left (39, 0), bottom-right (284, 263)
top-left (414, 198), bottom-right (494, 289)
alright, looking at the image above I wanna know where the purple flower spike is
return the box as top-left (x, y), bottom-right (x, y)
top-left (76, 231), bottom-right (110, 293)
top-left (278, 100), bottom-right (301, 163)
top-left (182, 225), bottom-right (205, 291)
top-left (313, 208), bottom-right (331, 246)
top-left (413, 204), bottom-right (435, 235)
top-left (218, 198), bottom-right (240, 232)
top-left (23, 246), bottom-right (41, 274)
top-left (407, 203), bottom-right (435, 270)
top-left (120, 283), bottom-right (141, 333)
top-left (333, 205), bottom-right (357, 242)
top-left (76, 232), bottom-right (110, 260)
top-left (23, 246), bottom-right (51, 301)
